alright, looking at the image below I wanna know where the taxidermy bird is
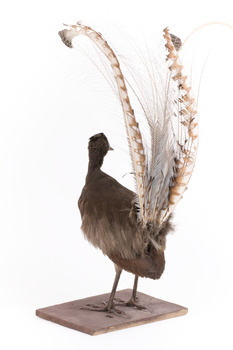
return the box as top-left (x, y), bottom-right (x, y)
top-left (59, 23), bottom-right (198, 315)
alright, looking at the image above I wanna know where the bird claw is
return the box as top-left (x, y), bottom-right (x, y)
top-left (114, 297), bottom-right (151, 312)
top-left (80, 302), bottom-right (129, 318)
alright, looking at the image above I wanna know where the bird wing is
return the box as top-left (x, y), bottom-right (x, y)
top-left (59, 24), bottom-right (198, 228)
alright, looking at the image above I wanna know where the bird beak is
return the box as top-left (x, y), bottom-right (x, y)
top-left (109, 145), bottom-right (114, 151)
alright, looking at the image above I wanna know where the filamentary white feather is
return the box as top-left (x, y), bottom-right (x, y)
top-left (59, 23), bottom-right (198, 228)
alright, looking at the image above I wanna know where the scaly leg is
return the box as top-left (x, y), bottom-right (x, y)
top-left (81, 267), bottom-right (127, 317)
top-left (131, 274), bottom-right (139, 301)
top-left (115, 275), bottom-right (149, 311)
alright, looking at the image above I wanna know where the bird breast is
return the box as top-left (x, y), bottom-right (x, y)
top-left (78, 169), bottom-right (147, 260)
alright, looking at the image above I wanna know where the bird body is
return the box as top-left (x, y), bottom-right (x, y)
top-left (78, 133), bottom-right (170, 280)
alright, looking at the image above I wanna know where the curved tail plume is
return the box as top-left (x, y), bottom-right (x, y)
top-left (159, 28), bottom-right (199, 223)
top-left (59, 23), bottom-right (147, 223)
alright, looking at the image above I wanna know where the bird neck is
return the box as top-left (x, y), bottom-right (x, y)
top-left (87, 149), bottom-right (105, 172)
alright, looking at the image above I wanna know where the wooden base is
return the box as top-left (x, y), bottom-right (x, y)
top-left (36, 289), bottom-right (188, 336)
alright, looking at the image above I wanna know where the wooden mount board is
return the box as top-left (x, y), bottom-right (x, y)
top-left (36, 289), bottom-right (188, 336)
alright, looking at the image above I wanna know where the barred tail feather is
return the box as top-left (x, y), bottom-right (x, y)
top-left (159, 28), bottom-right (199, 223)
top-left (59, 23), bottom-right (147, 223)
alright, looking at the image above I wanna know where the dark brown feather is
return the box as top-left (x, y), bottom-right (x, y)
top-left (109, 245), bottom-right (165, 280)
top-left (78, 133), bottom-right (172, 279)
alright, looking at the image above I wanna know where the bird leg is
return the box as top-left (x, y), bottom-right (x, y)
top-left (132, 274), bottom-right (139, 301)
top-left (81, 267), bottom-right (127, 317)
top-left (115, 275), bottom-right (149, 311)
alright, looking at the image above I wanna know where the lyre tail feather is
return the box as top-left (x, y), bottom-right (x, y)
top-left (59, 23), bottom-right (147, 224)
top-left (158, 28), bottom-right (199, 223)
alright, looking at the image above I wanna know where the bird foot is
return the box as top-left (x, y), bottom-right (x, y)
top-left (114, 297), bottom-right (151, 312)
top-left (80, 301), bottom-right (129, 318)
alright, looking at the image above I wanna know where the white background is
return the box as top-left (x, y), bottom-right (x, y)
top-left (1, 0), bottom-right (233, 349)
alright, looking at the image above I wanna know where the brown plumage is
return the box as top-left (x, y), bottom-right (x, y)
top-left (78, 133), bottom-right (172, 313)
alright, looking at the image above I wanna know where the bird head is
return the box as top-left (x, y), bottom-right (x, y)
top-left (89, 133), bottom-right (113, 153)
